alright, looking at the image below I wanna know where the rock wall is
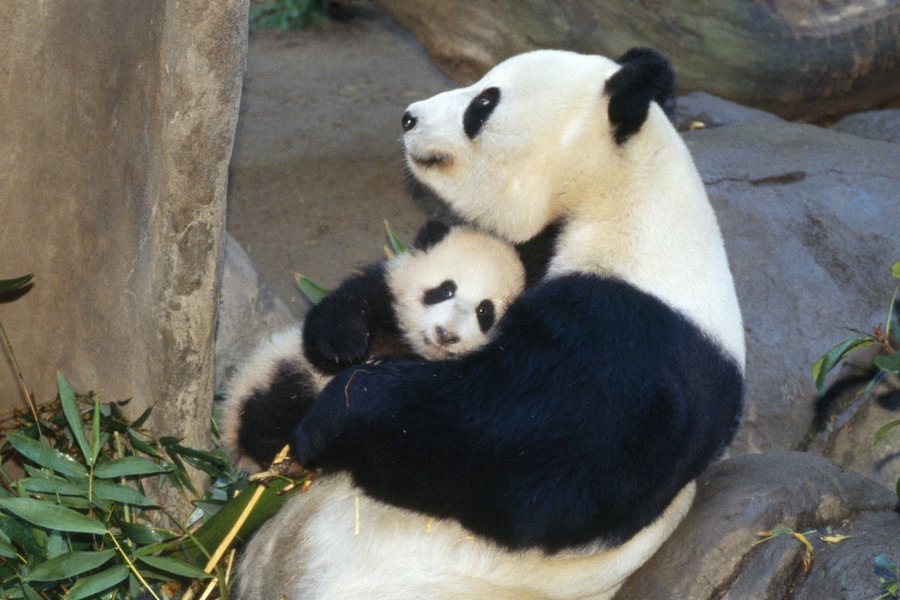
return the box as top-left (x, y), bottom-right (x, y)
top-left (372, 0), bottom-right (900, 121)
top-left (0, 1), bottom-right (247, 512)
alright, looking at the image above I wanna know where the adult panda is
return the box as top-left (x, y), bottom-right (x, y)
top-left (236, 48), bottom-right (745, 600)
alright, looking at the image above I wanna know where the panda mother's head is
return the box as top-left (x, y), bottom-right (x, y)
top-left (402, 49), bottom-right (675, 243)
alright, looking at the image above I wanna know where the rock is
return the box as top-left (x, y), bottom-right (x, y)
top-left (674, 92), bottom-right (784, 131)
top-left (372, 0), bottom-right (900, 121)
top-left (616, 452), bottom-right (899, 600)
top-left (0, 1), bottom-right (247, 519)
top-left (682, 110), bottom-right (900, 454)
top-left (215, 233), bottom-right (295, 390)
top-left (831, 109), bottom-right (900, 145)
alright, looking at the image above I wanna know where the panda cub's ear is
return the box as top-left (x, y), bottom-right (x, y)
top-left (412, 219), bottom-right (451, 252)
top-left (605, 48), bottom-right (674, 145)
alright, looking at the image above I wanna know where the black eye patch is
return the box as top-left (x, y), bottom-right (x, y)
top-left (463, 87), bottom-right (500, 139)
top-left (423, 280), bottom-right (457, 305)
top-left (476, 300), bottom-right (495, 333)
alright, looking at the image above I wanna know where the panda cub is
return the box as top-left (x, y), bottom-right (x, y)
top-left (222, 220), bottom-right (525, 472)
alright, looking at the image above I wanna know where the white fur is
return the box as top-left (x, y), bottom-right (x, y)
top-left (236, 49), bottom-right (744, 599)
top-left (237, 473), bottom-right (695, 600)
top-left (388, 228), bottom-right (524, 359)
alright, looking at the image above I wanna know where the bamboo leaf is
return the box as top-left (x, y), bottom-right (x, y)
top-left (90, 480), bottom-right (156, 507)
top-left (0, 274), bottom-right (34, 293)
top-left (6, 433), bottom-right (88, 479)
top-left (384, 221), bottom-right (406, 256)
top-left (0, 536), bottom-right (16, 558)
top-left (57, 373), bottom-right (92, 464)
top-left (25, 548), bottom-right (116, 582)
top-left (93, 456), bottom-right (170, 479)
top-left (91, 398), bottom-right (102, 466)
top-left (812, 337), bottom-right (877, 393)
top-left (137, 555), bottom-right (212, 580)
top-left (20, 475), bottom-right (88, 498)
top-left (0, 498), bottom-right (106, 534)
top-left (295, 274), bottom-right (329, 305)
top-left (119, 522), bottom-right (178, 546)
top-left (64, 564), bottom-right (129, 600)
top-left (874, 352), bottom-right (900, 374)
top-left (873, 419), bottom-right (900, 446)
top-left (0, 514), bottom-right (43, 557)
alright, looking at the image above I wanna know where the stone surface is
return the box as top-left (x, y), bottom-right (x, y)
top-left (832, 109), bottom-right (900, 144)
top-left (372, 0), bottom-right (900, 121)
top-left (215, 233), bottom-right (294, 391)
top-left (0, 1), bottom-right (247, 516)
top-left (681, 110), bottom-right (900, 454)
top-left (674, 92), bottom-right (784, 131)
top-left (616, 453), bottom-right (899, 600)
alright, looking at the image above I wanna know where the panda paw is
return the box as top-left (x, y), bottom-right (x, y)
top-left (302, 297), bottom-right (372, 375)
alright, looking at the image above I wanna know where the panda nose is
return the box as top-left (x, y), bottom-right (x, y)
top-left (401, 111), bottom-right (417, 132)
top-left (435, 326), bottom-right (459, 346)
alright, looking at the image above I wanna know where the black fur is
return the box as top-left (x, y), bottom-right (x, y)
top-left (475, 300), bottom-right (495, 332)
top-left (463, 87), bottom-right (501, 139)
top-left (294, 272), bottom-right (743, 552)
top-left (302, 262), bottom-right (400, 375)
top-left (422, 280), bottom-right (456, 305)
top-left (237, 360), bottom-right (318, 467)
top-left (412, 219), bottom-right (451, 251)
top-left (606, 48), bottom-right (674, 144)
top-left (514, 220), bottom-right (562, 288)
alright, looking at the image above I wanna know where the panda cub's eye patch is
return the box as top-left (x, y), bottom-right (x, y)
top-left (423, 280), bottom-right (457, 305)
top-left (463, 87), bottom-right (500, 140)
top-left (476, 300), bottom-right (495, 332)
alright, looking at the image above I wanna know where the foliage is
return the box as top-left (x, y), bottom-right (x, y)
top-left (0, 274), bottom-right (308, 599)
top-left (875, 554), bottom-right (900, 599)
top-left (249, 0), bottom-right (330, 31)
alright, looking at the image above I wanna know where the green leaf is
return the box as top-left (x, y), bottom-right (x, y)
top-left (127, 429), bottom-right (164, 459)
top-left (0, 514), bottom-right (43, 558)
top-left (295, 274), bottom-right (329, 305)
top-left (25, 548), bottom-right (116, 582)
top-left (137, 555), bottom-right (212, 580)
top-left (21, 474), bottom-right (89, 497)
top-left (64, 564), bottom-right (129, 600)
top-left (874, 352), bottom-right (900, 374)
top-left (891, 260), bottom-right (900, 280)
top-left (6, 433), bottom-right (89, 479)
top-left (130, 403), bottom-right (155, 429)
top-left (385, 221), bottom-right (406, 256)
top-left (0, 498), bottom-right (107, 535)
top-left (0, 274), bottom-right (34, 293)
top-left (90, 480), bottom-right (156, 507)
top-left (57, 372), bottom-right (92, 465)
top-left (0, 536), bottom-right (16, 558)
top-left (93, 456), bottom-right (170, 479)
top-left (874, 419), bottom-right (900, 446)
top-left (875, 553), bottom-right (899, 571)
top-left (119, 522), bottom-right (178, 546)
top-left (91, 399), bottom-right (102, 466)
top-left (812, 337), bottom-right (877, 393)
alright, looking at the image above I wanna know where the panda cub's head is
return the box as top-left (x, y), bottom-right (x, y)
top-left (388, 221), bottom-right (524, 359)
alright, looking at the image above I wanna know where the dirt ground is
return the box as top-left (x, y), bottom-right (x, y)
top-left (226, 2), bottom-right (456, 318)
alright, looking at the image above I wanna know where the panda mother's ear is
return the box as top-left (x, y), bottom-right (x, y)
top-left (412, 219), bottom-right (451, 252)
top-left (604, 48), bottom-right (674, 145)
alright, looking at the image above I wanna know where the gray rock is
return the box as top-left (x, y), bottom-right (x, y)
top-left (616, 452), bottom-right (898, 600)
top-left (683, 117), bottom-right (900, 454)
top-left (215, 233), bottom-right (295, 390)
top-left (674, 92), bottom-right (784, 131)
top-left (832, 109), bottom-right (900, 145)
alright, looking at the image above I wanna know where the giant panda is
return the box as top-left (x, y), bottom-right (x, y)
top-left (235, 48), bottom-right (745, 600)
top-left (222, 220), bottom-right (525, 472)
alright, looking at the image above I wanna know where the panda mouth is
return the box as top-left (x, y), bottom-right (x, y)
top-left (409, 152), bottom-right (453, 169)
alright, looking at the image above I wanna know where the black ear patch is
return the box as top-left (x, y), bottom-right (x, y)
top-left (605, 48), bottom-right (674, 145)
top-left (412, 220), bottom-right (451, 252)
top-left (463, 87), bottom-right (500, 139)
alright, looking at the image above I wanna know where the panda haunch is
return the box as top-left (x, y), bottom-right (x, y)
top-left (222, 221), bottom-right (524, 473)
top-left (236, 48), bottom-right (745, 600)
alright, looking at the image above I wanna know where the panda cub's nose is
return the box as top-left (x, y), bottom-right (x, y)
top-left (402, 111), bottom-right (417, 132)
top-left (435, 326), bottom-right (459, 346)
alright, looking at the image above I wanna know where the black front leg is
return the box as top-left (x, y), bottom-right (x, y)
top-left (302, 262), bottom-right (398, 375)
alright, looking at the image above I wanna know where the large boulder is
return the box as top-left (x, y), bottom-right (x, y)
top-left (674, 95), bottom-right (899, 458)
top-left (372, 0), bottom-right (900, 121)
top-left (616, 452), bottom-right (899, 600)
top-left (0, 1), bottom-right (247, 517)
